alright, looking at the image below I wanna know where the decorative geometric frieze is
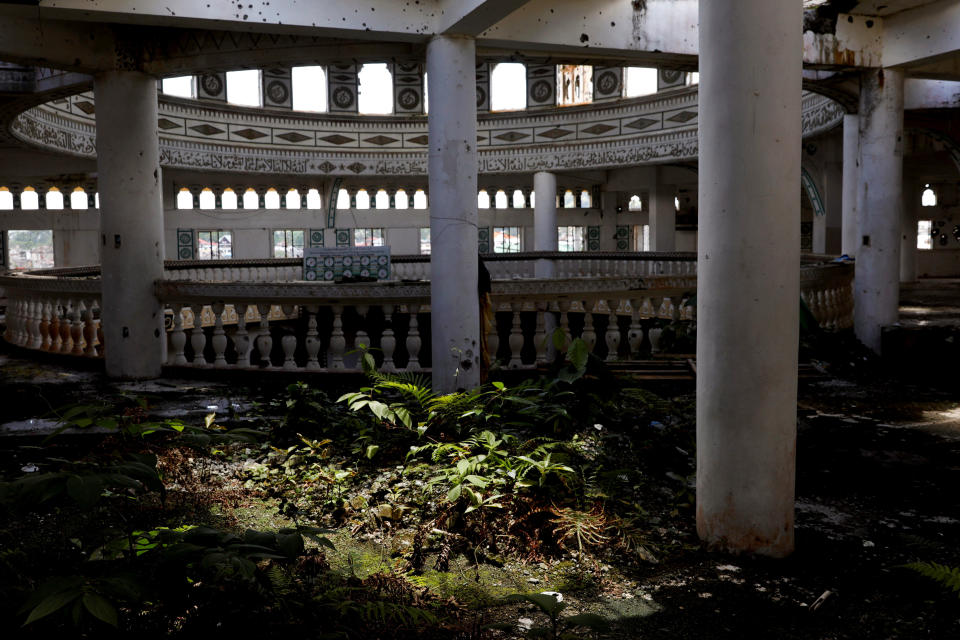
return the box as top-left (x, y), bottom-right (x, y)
top-left (580, 122), bottom-right (619, 137)
top-left (362, 135), bottom-right (400, 147)
top-left (318, 133), bottom-right (356, 146)
top-left (73, 100), bottom-right (95, 115)
top-left (157, 117), bottom-right (184, 131)
top-left (317, 161), bottom-right (337, 174)
top-left (478, 226), bottom-right (491, 253)
top-left (328, 63), bottom-right (358, 114)
top-left (665, 109), bottom-right (697, 125)
top-left (262, 68), bottom-right (292, 109)
top-left (526, 64), bottom-right (555, 109)
top-left (587, 226), bottom-right (601, 251)
top-left (303, 246), bottom-right (391, 282)
top-left (177, 228), bottom-right (195, 260)
top-left (189, 122), bottom-right (226, 137)
top-left (593, 67), bottom-right (623, 103)
top-left (197, 72), bottom-right (226, 101)
top-left (347, 162), bottom-right (367, 174)
top-left (492, 130), bottom-right (531, 144)
top-left (231, 126), bottom-right (269, 141)
top-left (658, 68), bottom-right (686, 91)
top-left (406, 134), bottom-right (429, 146)
top-left (536, 127), bottom-right (574, 141)
top-left (476, 61), bottom-right (490, 113)
top-left (392, 62), bottom-right (424, 114)
top-left (623, 117), bottom-right (660, 131)
top-left (274, 130), bottom-right (313, 144)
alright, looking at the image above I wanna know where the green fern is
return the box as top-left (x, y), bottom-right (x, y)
top-left (903, 562), bottom-right (960, 597)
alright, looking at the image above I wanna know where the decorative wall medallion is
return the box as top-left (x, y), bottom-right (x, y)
top-left (317, 161), bottom-right (336, 173)
top-left (276, 131), bottom-right (311, 143)
top-left (347, 162), bottom-right (366, 173)
top-left (266, 80), bottom-right (289, 104)
top-left (233, 128), bottom-right (268, 140)
top-left (660, 69), bottom-right (682, 84)
top-left (476, 86), bottom-right (486, 108)
top-left (596, 71), bottom-right (619, 96)
top-left (177, 228), bottom-right (195, 260)
top-left (309, 229), bottom-right (324, 247)
top-left (332, 86), bottom-right (355, 109)
top-left (200, 73), bottom-right (224, 96)
top-left (397, 88), bottom-right (421, 110)
top-left (190, 123), bottom-right (225, 136)
top-left (335, 228), bottom-right (351, 247)
top-left (666, 110), bottom-right (697, 123)
top-left (530, 79), bottom-right (553, 104)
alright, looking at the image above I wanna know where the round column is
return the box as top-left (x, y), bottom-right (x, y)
top-left (533, 171), bottom-right (558, 277)
top-left (427, 35), bottom-right (480, 393)
top-left (696, 0), bottom-right (802, 557)
top-left (854, 68), bottom-right (905, 353)
top-left (900, 181), bottom-right (919, 283)
top-left (841, 114), bottom-right (860, 257)
top-left (94, 70), bottom-right (166, 379)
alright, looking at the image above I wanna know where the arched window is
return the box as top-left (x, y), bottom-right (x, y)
top-left (494, 189), bottom-right (508, 209)
top-left (395, 189), bottom-right (409, 210)
top-left (922, 184), bottom-right (937, 207)
top-left (226, 70), bottom-right (262, 107)
top-left (413, 189), bottom-right (428, 209)
top-left (162, 76), bottom-right (195, 98)
top-left (176, 188), bottom-right (193, 210)
top-left (355, 189), bottom-right (371, 209)
top-left (563, 190), bottom-right (576, 208)
top-left (624, 67), bottom-right (657, 97)
top-left (0, 187), bottom-right (12, 210)
top-left (20, 187), bottom-right (38, 210)
top-left (243, 188), bottom-right (259, 210)
top-left (375, 189), bottom-right (390, 209)
top-left (579, 190), bottom-right (592, 208)
top-left (46, 187), bottom-right (64, 210)
top-left (221, 188), bottom-right (238, 210)
top-left (336, 188), bottom-right (350, 209)
top-left (285, 189), bottom-right (301, 210)
top-left (292, 66), bottom-right (327, 112)
top-left (512, 189), bottom-right (526, 208)
top-left (557, 65), bottom-right (593, 106)
top-left (674, 196), bottom-right (680, 212)
top-left (628, 194), bottom-right (642, 211)
top-left (358, 63), bottom-right (393, 115)
top-left (199, 188), bottom-right (216, 210)
top-left (529, 191), bottom-right (535, 208)
top-left (490, 62), bottom-right (526, 111)
top-left (95, 193), bottom-right (99, 209)
top-left (70, 188), bottom-right (88, 210)
top-left (686, 72), bottom-right (700, 85)
top-left (478, 190), bottom-right (491, 209)
top-left (306, 188), bottom-right (322, 209)
top-left (264, 188), bottom-right (281, 210)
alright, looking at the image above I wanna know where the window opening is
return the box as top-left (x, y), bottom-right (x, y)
top-left (292, 66), bottom-right (327, 112)
top-left (337, 189), bottom-right (350, 209)
top-left (563, 190), bottom-right (576, 208)
top-left (624, 67), bottom-right (657, 97)
top-left (358, 63), bottom-right (393, 115)
top-left (494, 189), bottom-right (508, 209)
top-left (395, 189), bottom-right (409, 209)
top-left (285, 189), bottom-right (301, 210)
top-left (579, 190), bottom-right (592, 208)
top-left (0, 187), bottom-right (13, 210)
top-left (413, 189), bottom-right (428, 209)
top-left (922, 184), bottom-right (937, 207)
top-left (176, 188), bottom-right (193, 210)
top-left (375, 189), bottom-right (390, 209)
top-left (226, 70), bottom-right (262, 107)
top-left (558, 225), bottom-right (585, 252)
top-left (557, 65), bottom-right (593, 106)
top-left (264, 188), bottom-right (281, 210)
top-left (273, 229), bottom-right (305, 258)
top-left (512, 189), bottom-right (526, 208)
top-left (354, 228), bottom-right (385, 247)
top-left (419, 228), bottom-right (431, 255)
top-left (478, 190), bottom-right (491, 209)
top-left (199, 188), bottom-right (216, 210)
top-left (355, 189), bottom-right (371, 210)
top-left (493, 226), bottom-right (522, 253)
top-left (918, 220), bottom-right (934, 250)
top-left (628, 195), bottom-right (642, 211)
top-left (70, 188), bottom-right (88, 210)
top-left (221, 188), bottom-right (238, 210)
top-left (243, 189), bottom-right (259, 210)
top-left (44, 187), bottom-right (63, 210)
top-left (8, 229), bottom-right (54, 269)
top-left (306, 188), bottom-right (322, 209)
top-left (490, 63), bottom-right (526, 112)
top-left (162, 76), bottom-right (195, 98)
top-left (197, 230), bottom-right (233, 259)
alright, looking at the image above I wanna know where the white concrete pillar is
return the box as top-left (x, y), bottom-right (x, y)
top-left (649, 179), bottom-right (676, 252)
top-left (696, 0), bottom-right (801, 557)
top-left (841, 114), bottom-right (861, 257)
top-left (94, 70), bottom-right (166, 379)
top-left (533, 171), bottom-right (558, 277)
top-left (854, 68), bottom-right (904, 353)
top-left (427, 35), bottom-right (480, 393)
top-left (820, 158), bottom-right (844, 254)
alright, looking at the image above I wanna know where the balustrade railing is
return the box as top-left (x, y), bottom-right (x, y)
top-left (1, 254), bottom-right (854, 373)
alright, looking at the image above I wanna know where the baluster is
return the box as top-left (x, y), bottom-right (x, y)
top-left (211, 302), bottom-right (228, 367)
top-left (58, 302), bottom-right (73, 353)
top-left (70, 301), bottom-right (85, 355)
top-left (354, 304), bottom-right (370, 354)
top-left (39, 298), bottom-right (52, 351)
top-left (168, 303), bottom-right (187, 365)
top-left (329, 304), bottom-right (346, 369)
top-left (534, 302), bottom-right (548, 365)
top-left (256, 303), bottom-right (274, 368)
top-left (281, 305), bottom-right (298, 370)
top-left (83, 299), bottom-right (98, 357)
top-left (405, 304), bottom-right (421, 371)
top-left (304, 305), bottom-right (322, 370)
top-left (581, 302), bottom-right (597, 352)
top-left (508, 302), bottom-right (524, 369)
top-left (486, 306), bottom-right (500, 367)
top-left (28, 298), bottom-right (41, 349)
top-left (380, 304), bottom-right (397, 372)
top-left (627, 298), bottom-right (643, 358)
top-left (557, 299), bottom-right (572, 349)
top-left (605, 299), bottom-right (621, 362)
top-left (233, 303), bottom-right (252, 367)
top-left (189, 304), bottom-right (207, 365)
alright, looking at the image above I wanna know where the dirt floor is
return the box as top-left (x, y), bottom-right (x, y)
top-left (1, 347), bottom-right (959, 639)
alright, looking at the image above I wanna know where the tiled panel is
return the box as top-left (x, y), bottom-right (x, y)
top-left (177, 228), bottom-right (195, 259)
top-left (392, 62), bottom-right (424, 115)
top-left (197, 72), bottom-right (227, 101)
top-left (593, 66), bottom-right (623, 103)
top-left (308, 229), bottom-right (324, 248)
top-left (476, 61), bottom-right (490, 114)
top-left (657, 68), bottom-right (686, 91)
top-left (262, 68), bottom-right (292, 109)
top-left (526, 64), bottom-right (555, 110)
top-left (327, 63), bottom-right (359, 114)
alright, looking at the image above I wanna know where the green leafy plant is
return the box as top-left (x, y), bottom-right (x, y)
top-left (489, 592), bottom-right (609, 639)
top-left (902, 561), bottom-right (960, 598)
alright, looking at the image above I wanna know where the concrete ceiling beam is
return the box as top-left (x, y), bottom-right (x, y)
top-left (439, 0), bottom-right (533, 36)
